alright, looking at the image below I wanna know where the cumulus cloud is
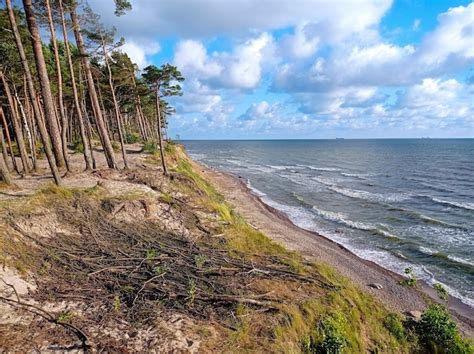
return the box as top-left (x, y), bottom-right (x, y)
top-left (274, 3), bottom-right (474, 92)
top-left (120, 40), bottom-right (160, 68)
top-left (239, 101), bottom-right (279, 121)
top-left (174, 33), bottom-right (274, 90)
top-left (88, 0), bottom-right (392, 38)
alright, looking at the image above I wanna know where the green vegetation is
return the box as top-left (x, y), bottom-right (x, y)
top-left (383, 313), bottom-right (406, 341)
top-left (125, 132), bottom-right (140, 144)
top-left (434, 282), bottom-right (449, 302)
top-left (400, 267), bottom-right (417, 287)
top-left (415, 304), bottom-right (473, 353)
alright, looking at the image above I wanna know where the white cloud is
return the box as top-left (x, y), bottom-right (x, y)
top-left (273, 3), bottom-right (474, 92)
top-left (173, 33), bottom-right (274, 90)
top-left (88, 0), bottom-right (392, 38)
top-left (174, 40), bottom-right (222, 78)
top-left (120, 40), bottom-right (160, 68)
top-left (280, 24), bottom-right (320, 59)
top-left (239, 101), bottom-right (279, 121)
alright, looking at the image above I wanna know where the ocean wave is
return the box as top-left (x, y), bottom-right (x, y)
top-left (267, 164), bottom-right (302, 170)
top-left (431, 197), bottom-right (474, 211)
top-left (329, 185), bottom-right (410, 203)
top-left (340, 172), bottom-right (371, 181)
top-left (312, 176), bottom-right (336, 186)
top-left (296, 164), bottom-right (340, 171)
top-left (418, 247), bottom-right (474, 270)
top-left (312, 206), bottom-right (376, 231)
top-left (245, 180), bottom-right (266, 197)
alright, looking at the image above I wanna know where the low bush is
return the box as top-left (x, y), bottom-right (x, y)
top-left (125, 132), bottom-right (140, 144)
top-left (416, 304), bottom-right (473, 353)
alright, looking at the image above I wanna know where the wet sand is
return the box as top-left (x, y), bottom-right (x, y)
top-left (196, 163), bottom-right (474, 335)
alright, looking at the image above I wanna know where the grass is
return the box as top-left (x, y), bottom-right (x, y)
top-left (171, 147), bottom-right (413, 353)
top-left (2, 144), bottom-right (471, 352)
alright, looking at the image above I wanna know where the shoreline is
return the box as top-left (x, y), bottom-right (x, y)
top-left (195, 162), bottom-right (474, 334)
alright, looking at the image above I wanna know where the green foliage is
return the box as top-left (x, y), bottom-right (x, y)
top-left (187, 279), bottom-right (197, 305)
top-left (384, 313), bottom-right (406, 341)
top-left (143, 141), bottom-right (159, 154)
top-left (111, 141), bottom-right (120, 152)
top-left (302, 313), bottom-right (348, 353)
top-left (434, 283), bottom-right (449, 301)
top-left (146, 249), bottom-right (157, 260)
top-left (113, 295), bottom-right (121, 312)
top-left (400, 267), bottom-right (417, 287)
top-left (416, 304), bottom-right (472, 353)
top-left (125, 132), bottom-right (140, 144)
top-left (72, 140), bottom-right (84, 154)
top-left (194, 254), bottom-right (207, 269)
top-left (57, 311), bottom-right (74, 323)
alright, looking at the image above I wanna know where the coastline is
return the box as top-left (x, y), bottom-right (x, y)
top-left (194, 161), bottom-right (474, 334)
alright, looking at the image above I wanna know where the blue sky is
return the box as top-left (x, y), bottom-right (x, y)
top-left (88, 0), bottom-right (474, 139)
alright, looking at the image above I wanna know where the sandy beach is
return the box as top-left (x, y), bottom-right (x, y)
top-left (197, 163), bottom-right (474, 335)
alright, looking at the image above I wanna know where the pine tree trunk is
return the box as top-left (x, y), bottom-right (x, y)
top-left (70, 7), bottom-right (117, 169)
top-left (6, 0), bottom-right (61, 184)
top-left (45, 0), bottom-right (70, 171)
top-left (0, 71), bottom-right (30, 174)
top-left (102, 40), bottom-right (128, 169)
top-left (155, 91), bottom-right (167, 175)
top-left (0, 146), bottom-right (12, 185)
top-left (0, 125), bottom-right (10, 171)
top-left (22, 0), bottom-right (66, 170)
top-left (0, 106), bottom-right (19, 173)
top-left (58, 0), bottom-right (93, 170)
top-left (14, 91), bottom-right (36, 170)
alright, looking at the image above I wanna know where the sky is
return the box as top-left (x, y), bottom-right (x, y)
top-left (87, 0), bottom-right (474, 139)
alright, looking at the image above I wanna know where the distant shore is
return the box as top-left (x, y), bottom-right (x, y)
top-left (195, 161), bottom-right (474, 335)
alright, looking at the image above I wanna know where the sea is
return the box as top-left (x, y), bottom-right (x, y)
top-left (182, 139), bottom-right (474, 307)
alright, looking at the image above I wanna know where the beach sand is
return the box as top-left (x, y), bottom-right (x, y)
top-left (197, 163), bottom-right (474, 335)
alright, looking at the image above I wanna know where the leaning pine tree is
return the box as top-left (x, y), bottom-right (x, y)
top-left (142, 64), bottom-right (184, 176)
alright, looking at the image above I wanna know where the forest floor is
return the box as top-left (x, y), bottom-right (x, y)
top-left (0, 144), bottom-right (471, 352)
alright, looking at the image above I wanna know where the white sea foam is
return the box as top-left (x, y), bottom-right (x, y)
top-left (245, 180), bottom-right (266, 197)
top-left (312, 176), bottom-right (336, 186)
top-left (249, 192), bottom-right (474, 308)
top-left (429, 279), bottom-right (474, 308)
top-left (312, 207), bottom-right (375, 231)
top-left (340, 172), bottom-right (371, 181)
top-left (307, 166), bottom-right (341, 171)
top-left (329, 185), bottom-right (410, 202)
top-left (431, 198), bottom-right (474, 211)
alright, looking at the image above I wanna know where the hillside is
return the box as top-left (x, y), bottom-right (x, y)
top-left (0, 145), bottom-right (471, 352)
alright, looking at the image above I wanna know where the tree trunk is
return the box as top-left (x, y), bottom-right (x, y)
top-left (22, 0), bottom-right (66, 170)
top-left (0, 147), bottom-right (12, 185)
top-left (0, 106), bottom-right (19, 173)
top-left (45, 0), bottom-right (70, 171)
top-left (155, 91), bottom-right (167, 175)
top-left (0, 124), bottom-right (10, 171)
top-left (102, 40), bottom-right (128, 169)
top-left (6, 0), bottom-right (62, 184)
top-left (70, 7), bottom-right (116, 169)
top-left (14, 91), bottom-right (36, 170)
top-left (58, 0), bottom-right (92, 170)
top-left (0, 71), bottom-right (30, 174)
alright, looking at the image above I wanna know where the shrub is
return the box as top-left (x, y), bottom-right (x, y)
top-left (400, 267), bottom-right (417, 287)
top-left (302, 313), bottom-right (348, 353)
top-left (434, 283), bottom-right (449, 301)
top-left (143, 141), bottom-right (159, 154)
top-left (72, 140), bottom-right (84, 154)
top-left (111, 141), bottom-right (120, 152)
top-left (125, 132), bottom-right (140, 144)
top-left (416, 304), bottom-right (472, 353)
